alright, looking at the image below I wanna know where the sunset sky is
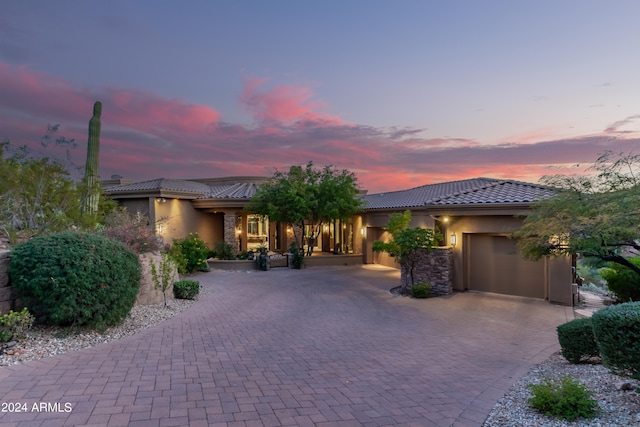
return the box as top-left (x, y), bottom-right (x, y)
top-left (2, 1), bottom-right (640, 193)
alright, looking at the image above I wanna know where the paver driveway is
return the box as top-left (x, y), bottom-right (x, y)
top-left (0, 265), bottom-right (573, 427)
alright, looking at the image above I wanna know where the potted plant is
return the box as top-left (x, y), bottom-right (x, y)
top-left (256, 243), bottom-right (269, 271)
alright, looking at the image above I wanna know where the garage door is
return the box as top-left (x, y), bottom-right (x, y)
top-left (467, 234), bottom-right (545, 299)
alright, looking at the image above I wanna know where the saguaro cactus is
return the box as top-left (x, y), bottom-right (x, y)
top-left (81, 101), bottom-right (102, 215)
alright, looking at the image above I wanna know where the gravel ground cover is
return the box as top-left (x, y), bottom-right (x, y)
top-left (2, 283), bottom-right (639, 426)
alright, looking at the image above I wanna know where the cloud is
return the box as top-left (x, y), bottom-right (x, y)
top-left (604, 115), bottom-right (640, 134)
top-left (240, 76), bottom-right (342, 125)
top-left (2, 62), bottom-right (640, 193)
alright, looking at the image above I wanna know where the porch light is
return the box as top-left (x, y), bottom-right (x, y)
top-left (360, 227), bottom-right (365, 236)
top-left (450, 233), bottom-right (457, 247)
top-left (156, 224), bottom-right (164, 234)
top-left (236, 228), bottom-right (242, 235)
top-left (286, 227), bottom-right (292, 234)
top-left (156, 197), bottom-right (166, 203)
top-left (443, 216), bottom-right (449, 223)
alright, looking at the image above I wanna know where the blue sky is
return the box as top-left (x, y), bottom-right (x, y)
top-left (1, 1), bottom-right (639, 192)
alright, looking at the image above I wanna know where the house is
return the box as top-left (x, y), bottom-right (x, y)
top-left (105, 176), bottom-right (573, 305)
top-left (361, 178), bottom-right (573, 305)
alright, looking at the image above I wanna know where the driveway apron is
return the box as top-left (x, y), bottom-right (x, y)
top-left (0, 265), bottom-right (573, 427)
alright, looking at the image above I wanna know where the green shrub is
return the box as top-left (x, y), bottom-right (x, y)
top-left (591, 301), bottom-right (640, 379)
top-left (174, 280), bottom-right (200, 299)
top-left (288, 242), bottom-right (303, 269)
top-left (411, 282), bottom-right (431, 298)
top-left (528, 375), bottom-right (598, 420)
top-left (9, 231), bottom-right (141, 329)
top-left (171, 233), bottom-right (210, 273)
top-left (167, 244), bottom-right (188, 274)
top-left (556, 318), bottom-right (599, 363)
top-left (0, 308), bottom-right (34, 343)
top-left (214, 240), bottom-right (235, 260)
top-left (600, 257), bottom-right (640, 302)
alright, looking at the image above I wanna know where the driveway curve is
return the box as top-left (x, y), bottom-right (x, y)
top-left (0, 265), bottom-right (572, 427)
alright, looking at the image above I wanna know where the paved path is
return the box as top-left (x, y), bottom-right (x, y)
top-left (0, 265), bottom-right (573, 427)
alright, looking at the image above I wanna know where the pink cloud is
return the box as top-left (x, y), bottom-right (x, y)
top-left (240, 76), bottom-right (342, 125)
top-left (3, 61), bottom-right (640, 194)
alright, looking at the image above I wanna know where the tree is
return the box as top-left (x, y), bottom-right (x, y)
top-left (246, 161), bottom-right (362, 256)
top-left (0, 139), bottom-right (80, 242)
top-left (514, 151), bottom-right (640, 278)
top-left (0, 127), bottom-right (115, 244)
top-left (372, 210), bottom-right (440, 287)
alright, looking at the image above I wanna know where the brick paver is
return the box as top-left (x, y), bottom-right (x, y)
top-left (0, 265), bottom-right (572, 426)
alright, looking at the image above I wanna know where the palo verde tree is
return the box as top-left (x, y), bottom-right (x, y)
top-left (372, 210), bottom-right (440, 288)
top-left (0, 125), bottom-right (115, 244)
top-left (246, 161), bottom-right (362, 256)
top-left (514, 150), bottom-right (640, 280)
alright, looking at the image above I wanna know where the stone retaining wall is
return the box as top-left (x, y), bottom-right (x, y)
top-left (400, 247), bottom-right (453, 296)
top-left (0, 250), bottom-right (13, 314)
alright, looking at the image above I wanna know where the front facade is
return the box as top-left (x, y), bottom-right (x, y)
top-left (105, 176), bottom-right (573, 305)
top-left (104, 176), bottom-right (363, 256)
top-left (361, 178), bottom-right (573, 305)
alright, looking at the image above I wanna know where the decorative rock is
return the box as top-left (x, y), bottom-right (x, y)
top-left (615, 381), bottom-right (634, 391)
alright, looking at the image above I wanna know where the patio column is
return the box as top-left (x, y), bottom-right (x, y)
top-left (222, 211), bottom-right (240, 254)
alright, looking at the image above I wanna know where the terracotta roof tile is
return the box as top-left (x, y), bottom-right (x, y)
top-left (363, 178), bottom-right (554, 209)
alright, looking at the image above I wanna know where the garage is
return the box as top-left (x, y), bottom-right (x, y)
top-left (466, 234), bottom-right (546, 299)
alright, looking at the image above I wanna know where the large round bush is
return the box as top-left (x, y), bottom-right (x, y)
top-left (591, 301), bottom-right (640, 379)
top-left (600, 257), bottom-right (640, 302)
top-left (9, 231), bottom-right (141, 329)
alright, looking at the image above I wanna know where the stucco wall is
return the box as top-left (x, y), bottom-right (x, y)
top-left (154, 198), bottom-right (221, 248)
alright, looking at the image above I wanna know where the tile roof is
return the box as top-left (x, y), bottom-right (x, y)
top-left (363, 178), bottom-right (554, 209)
top-left (105, 178), bottom-right (261, 200)
top-left (201, 182), bottom-right (261, 199)
top-left (104, 178), bottom-right (212, 194)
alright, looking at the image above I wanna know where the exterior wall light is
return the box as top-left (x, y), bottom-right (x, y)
top-left (360, 227), bottom-right (365, 236)
top-left (286, 227), bottom-right (292, 234)
top-left (156, 197), bottom-right (166, 203)
top-left (236, 228), bottom-right (242, 235)
top-left (156, 224), bottom-right (164, 234)
top-left (450, 233), bottom-right (457, 247)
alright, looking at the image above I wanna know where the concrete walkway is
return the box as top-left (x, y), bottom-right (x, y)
top-left (0, 265), bottom-right (573, 427)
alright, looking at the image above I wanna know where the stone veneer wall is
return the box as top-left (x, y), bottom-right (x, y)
top-left (0, 250), bottom-right (13, 314)
top-left (400, 247), bottom-right (453, 296)
top-left (224, 214), bottom-right (239, 253)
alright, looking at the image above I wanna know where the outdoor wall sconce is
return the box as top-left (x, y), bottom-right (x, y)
top-left (443, 216), bottom-right (449, 223)
top-left (286, 227), bottom-right (292, 234)
top-left (360, 227), bottom-right (366, 236)
top-left (450, 233), bottom-right (457, 247)
top-left (156, 224), bottom-right (164, 234)
top-left (156, 197), bottom-right (166, 203)
top-left (236, 228), bottom-right (242, 235)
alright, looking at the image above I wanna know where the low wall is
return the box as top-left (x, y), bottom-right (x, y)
top-left (400, 247), bottom-right (453, 296)
top-left (0, 250), bottom-right (13, 314)
top-left (302, 254), bottom-right (363, 268)
top-left (208, 259), bottom-right (257, 271)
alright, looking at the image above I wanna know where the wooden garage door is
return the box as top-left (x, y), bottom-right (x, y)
top-left (467, 234), bottom-right (545, 299)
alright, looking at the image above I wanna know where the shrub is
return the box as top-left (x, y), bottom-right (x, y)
top-left (591, 301), bottom-right (640, 379)
top-left (411, 282), bottom-right (431, 298)
top-left (0, 308), bottom-right (34, 343)
top-left (172, 233), bottom-right (210, 273)
top-left (102, 209), bottom-right (163, 254)
top-left (174, 279), bottom-right (200, 299)
top-left (9, 231), bottom-right (141, 329)
top-left (289, 242), bottom-right (303, 269)
top-left (599, 257), bottom-right (640, 302)
top-left (528, 375), bottom-right (598, 420)
top-left (556, 318), bottom-right (599, 363)
top-left (214, 240), bottom-right (235, 260)
top-left (167, 244), bottom-right (188, 274)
